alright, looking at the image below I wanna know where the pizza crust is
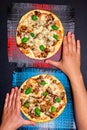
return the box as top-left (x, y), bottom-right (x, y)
top-left (16, 10), bottom-right (64, 60)
top-left (20, 74), bottom-right (67, 122)
top-left (21, 102), bottom-right (66, 122)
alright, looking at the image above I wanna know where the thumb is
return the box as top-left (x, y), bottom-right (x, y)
top-left (22, 119), bottom-right (36, 126)
top-left (45, 60), bottom-right (61, 69)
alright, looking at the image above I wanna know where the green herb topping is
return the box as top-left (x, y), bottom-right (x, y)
top-left (21, 37), bottom-right (29, 43)
top-left (39, 45), bottom-right (45, 51)
top-left (51, 25), bottom-right (58, 30)
top-left (30, 32), bottom-right (35, 37)
top-left (35, 107), bottom-right (41, 116)
top-left (51, 106), bottom-right (56, 112)
top-left (32, 15), bottom-right (37, 21)
top-left (40, 81), bottom-right (47, 86)
top-left (53, 34), bottom-right (58, 40)
top-left (43, 92), bottom-right (48, 97)
top-left (25, 88), bottom-right (32, 95)
top-left (55, 97), bottom-right (61, 103)
top-left (24, 102), bottom-right (29, 108)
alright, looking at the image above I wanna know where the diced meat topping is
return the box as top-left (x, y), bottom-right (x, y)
top-left (20, 74), bottom-right (66, 121)
top-left (16, 10), bottom-right (63, 59)
top-left (60, 92), bottom-right (65, 100)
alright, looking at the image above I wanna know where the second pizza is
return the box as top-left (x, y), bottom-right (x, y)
top-left (20, 74), bottom-right (67, 122)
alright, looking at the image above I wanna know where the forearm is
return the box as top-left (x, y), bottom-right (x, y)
top-left (69, 73), bottom-right (87, 130)
top-left (0, 126), bottom-right (16, 130)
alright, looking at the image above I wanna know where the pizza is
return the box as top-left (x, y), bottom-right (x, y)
top-left (20, 74), bottom-right (67, 122)
top-left (16, 9), bottom-right (64, 60)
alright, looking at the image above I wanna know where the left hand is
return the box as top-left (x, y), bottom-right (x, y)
top-left (0, 87), bottom-right (36, 130)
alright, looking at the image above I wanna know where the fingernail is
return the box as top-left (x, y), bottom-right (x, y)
top-left (6, 93), bottom-right (9, 97)
top-left (15, 87), bottom-right (18, 90)
top-left (71, 33), bottom-right (74, 36)
top-left (11, 88), bottom-right (14, 92)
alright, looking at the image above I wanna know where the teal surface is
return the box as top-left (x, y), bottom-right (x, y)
top-left (12, 68), bottom-right (76, 130)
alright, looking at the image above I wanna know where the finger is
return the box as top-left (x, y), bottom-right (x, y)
top-left (45, 60), bottom-right (61, 69)
top-left (71, 33), bottom-right (76, 52)
top-left (12, 87), bottom-right (18, 110)
top-left (8, 88), bottom-right (14, 108)
top-left (22, 119), bottom-right (36, 126)
top-left (16, 88), bottom-right (20, 112)
top-left (62, 35), bottom-right (69, 55)
top-left (4, 93), bottom-right (9, 109)
top-left (77, 40), bottom-right (80, 55)
top-left (67, 32), bottom-right (72, 52)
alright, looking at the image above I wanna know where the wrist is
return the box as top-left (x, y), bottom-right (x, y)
top-left (68, 72), bottom-right (86, 92)
top-left (0, 125), bottom-right (16, 130)
top-left (68, 71), bottom-right (82, 82)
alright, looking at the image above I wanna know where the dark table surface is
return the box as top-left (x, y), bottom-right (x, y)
top-left (0, 0), bottom-right (87, 123)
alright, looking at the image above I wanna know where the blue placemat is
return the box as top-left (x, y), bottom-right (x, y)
top-left (12, 68), bottom-right (76, 130)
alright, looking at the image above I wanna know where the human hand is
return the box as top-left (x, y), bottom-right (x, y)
top-left (45, 32), bottom-right (81, 79)
top-left (0, 87), bottom-right (36, 130)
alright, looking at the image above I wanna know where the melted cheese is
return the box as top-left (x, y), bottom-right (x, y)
top-left (16, 10), bottom-right (64, 59)
top-left (20, 71), bottom-right (66, 122)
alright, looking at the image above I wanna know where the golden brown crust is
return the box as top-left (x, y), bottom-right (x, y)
top-left (16, 10), bottom-right (64, 60)
top-left (21, 105), bottom-right (66, 122)
top-left (20, 74), bottom-right (67, 122)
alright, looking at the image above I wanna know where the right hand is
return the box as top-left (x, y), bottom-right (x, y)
top-left (45, 32), bottom-right (81, 79)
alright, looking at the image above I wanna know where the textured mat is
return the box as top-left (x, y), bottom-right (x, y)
top-left (7, 3), bottom-right (75, 68)
top-left (12, 68), bottom-right (76, 130)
